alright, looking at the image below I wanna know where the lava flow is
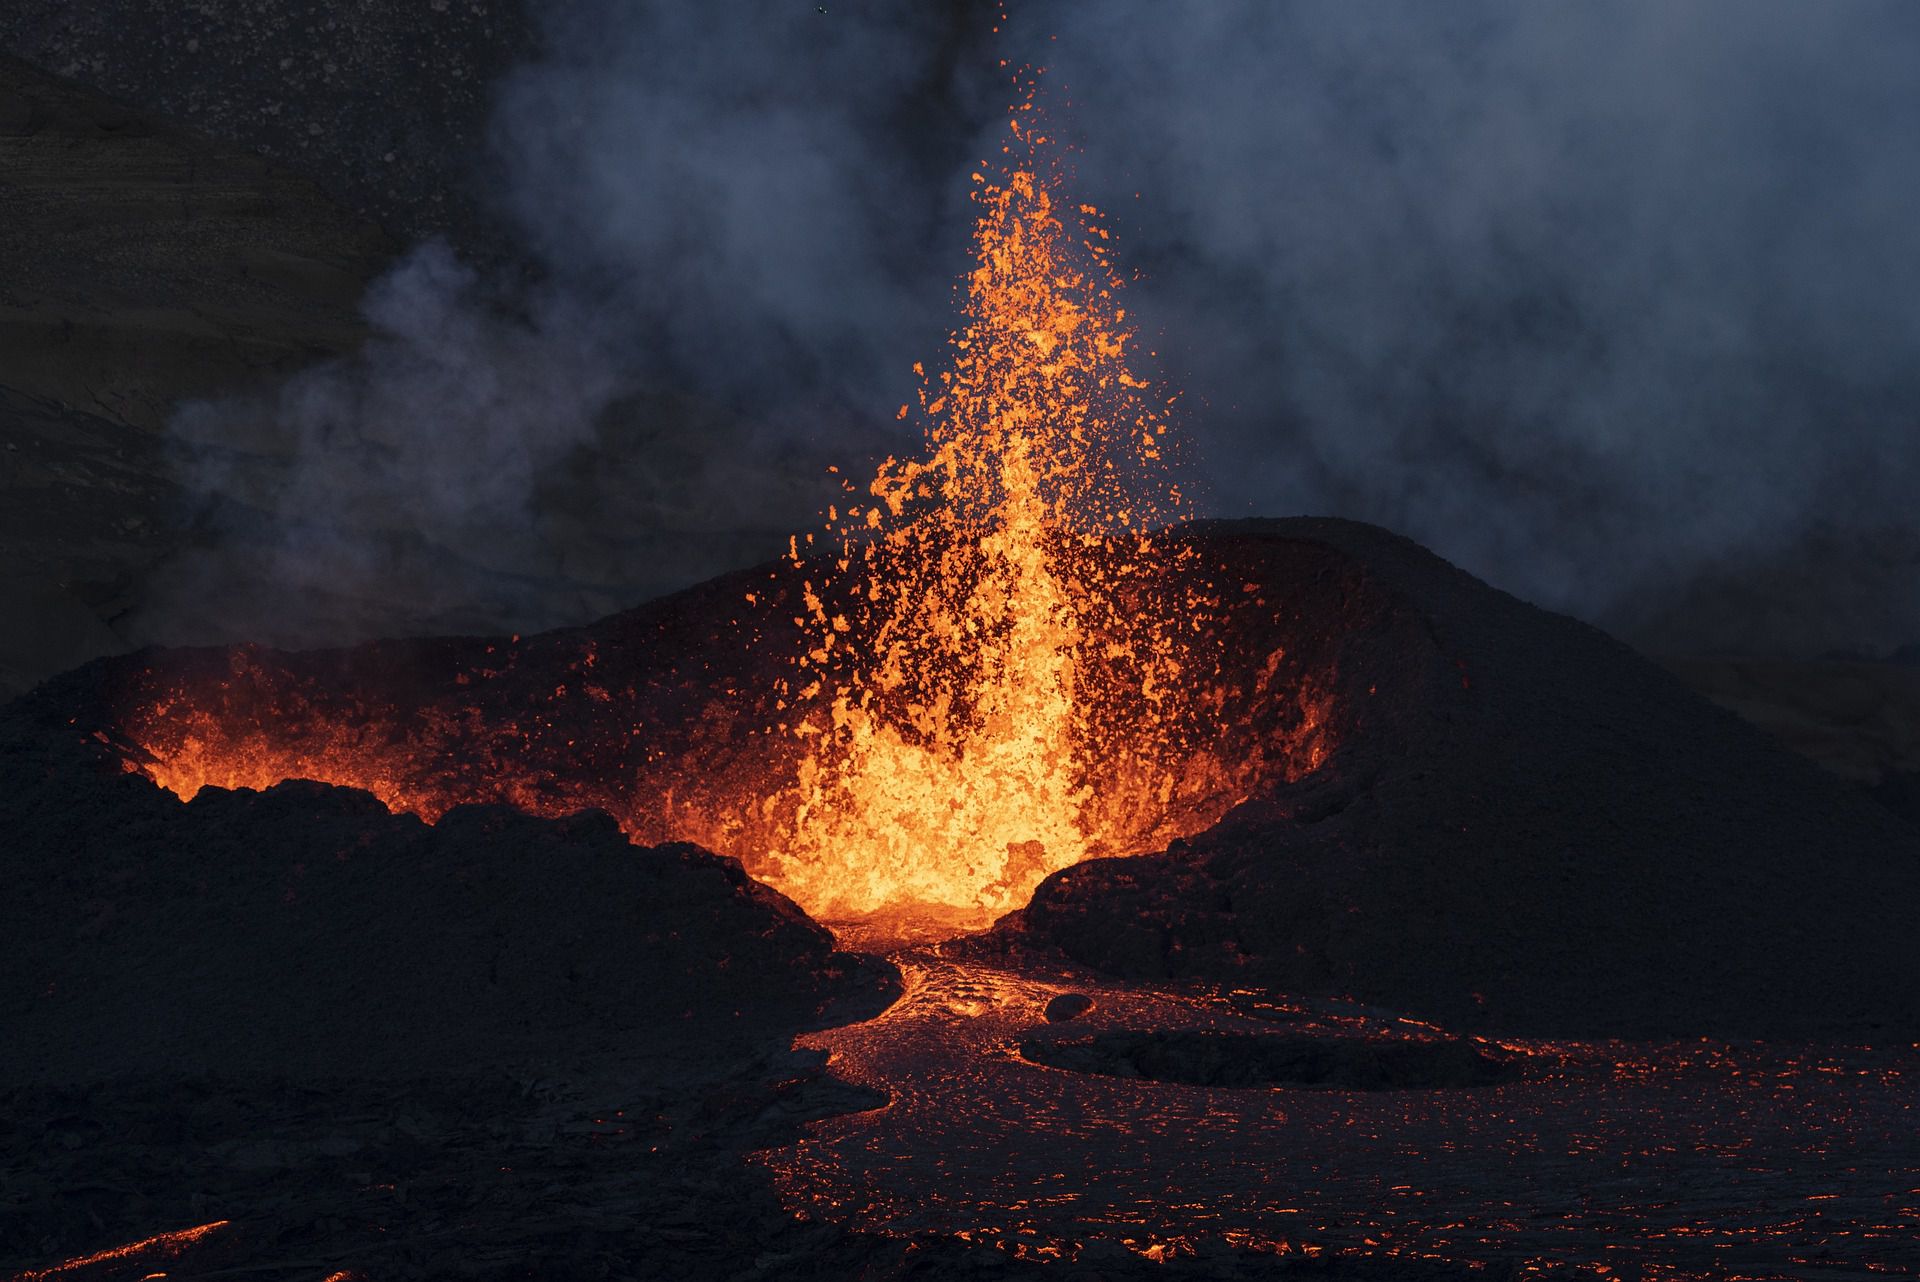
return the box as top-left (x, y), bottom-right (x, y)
top-left (112, 79), bottom-right (1332, 931)
top-left (758, 951), bottom-right (1920, 1275)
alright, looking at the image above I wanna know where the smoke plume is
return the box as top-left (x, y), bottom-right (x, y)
top-left (151, 1), bottom-right (1920, 657)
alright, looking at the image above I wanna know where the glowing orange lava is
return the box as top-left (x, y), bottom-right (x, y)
top-left (767, 81), bottom-right (1206, 921)
top-left (10, 1220), bottom-right (229, 1282)
top-left (114, 78), bottom-right (1333, 931)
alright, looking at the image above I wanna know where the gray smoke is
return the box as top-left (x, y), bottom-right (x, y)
top-left (153, 1), bottom-right (1920, 657)
top-left (1007, 2), bottom-right (1920, 654)
top-left (487, 3), bottom-right (983, 406)
top-left (151, 243), bottom-right (627, 644)
top-left (145, 3), bottom-right (977, 646)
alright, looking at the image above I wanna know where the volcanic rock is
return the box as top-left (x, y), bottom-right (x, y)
top-left (8, 516), bottom-right (1919, 1050)
top-left (1873, 771), bottom-right (1920, 828)
top-left (0, 722), bottom-right (895, 1085)
top-left (1007, 519), bottom-right (1920, 1040)
top-left (1044, 992), bottom-right (1095, 1023)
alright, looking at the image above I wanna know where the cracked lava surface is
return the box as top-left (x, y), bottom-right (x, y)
top-left (755, 948), bottom-right (1920, 1277)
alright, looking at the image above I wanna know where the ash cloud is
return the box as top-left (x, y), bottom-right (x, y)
top-left (151, 1), bottom-right (1920, 657)
top-left (145, 3), bottom-right (987, 647)
top-left (486, 3), bottom-right (987, 407)
top-left (152, 244), bottom-right (626, 644)
top-left (1006, 2), bottom-right (1920, 655)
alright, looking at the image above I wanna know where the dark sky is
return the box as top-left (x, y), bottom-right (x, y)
top-left (182, 2), bottom-right (1920, 656)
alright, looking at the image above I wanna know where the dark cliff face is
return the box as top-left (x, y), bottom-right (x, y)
top-left (0, 0), bottom-right (533, 253)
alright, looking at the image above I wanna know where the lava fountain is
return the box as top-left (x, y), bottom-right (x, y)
top-left (112, 82), bottom-right (1331, 932)
top-left (769, 85), bottom-right (1218, 922)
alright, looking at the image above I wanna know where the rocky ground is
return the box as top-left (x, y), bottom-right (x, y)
top-left (0, 1), bottom-right (530, 254)
top-left (1006, 521), bottom-right (1920, 1041)
top-left (1, 1059), bottom-right (1499, 1282)
top-left (1016, 1029), bottom-right (1514, 1091)
top-left (10, 517), bottom-right (1916, 1274)
top-left (766, 944), bottom-right (1920, 1276)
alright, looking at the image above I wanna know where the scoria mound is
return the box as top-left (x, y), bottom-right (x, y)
top-left (1005, 518), bottom-right (1920, 1039)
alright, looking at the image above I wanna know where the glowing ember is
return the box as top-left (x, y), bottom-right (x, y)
top-left (756, 954), bottom-right (1920, 1272)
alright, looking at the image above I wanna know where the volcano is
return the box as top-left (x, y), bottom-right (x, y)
top-left (7, 518), bottom-right (1920, 1276)
top-left (1003, 518), bottom-right (1920, 1040)
top-left (4, 514), bottom-right (1915, 1078)
top-left (9, 61), bottom-right (1920, 1281)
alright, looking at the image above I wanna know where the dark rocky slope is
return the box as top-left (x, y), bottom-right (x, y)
top-left (0, 721), bottom-right (894, 1086)
top-left (0, 51), bottom-right (392, 430)
top-left (1003, 519), bottom-right (1920, 1040)
top-left (0, 1), bottom-right (530, 252)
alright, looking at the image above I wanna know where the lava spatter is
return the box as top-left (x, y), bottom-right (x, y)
top-left (766, 75), bottom-right (1249, 923)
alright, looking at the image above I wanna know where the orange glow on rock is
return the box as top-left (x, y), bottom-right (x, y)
top-left (12, 1220), bottom-right (229, 1281)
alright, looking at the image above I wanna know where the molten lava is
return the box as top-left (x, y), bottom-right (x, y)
top-left (768, 87), bottom-right (1210, 921)
top-left (114, 81), bottom-right (1332, 930)
top-left (14, 1220), bottom-right (230, 1281)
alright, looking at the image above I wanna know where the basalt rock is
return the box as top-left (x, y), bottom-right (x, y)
top-left (1043, 992), bottom-right (1095, 1023)
top-left (0, 722), bottom-right (896, 1084)
top-left (1008, 519), bottom-right (1920, 1041)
